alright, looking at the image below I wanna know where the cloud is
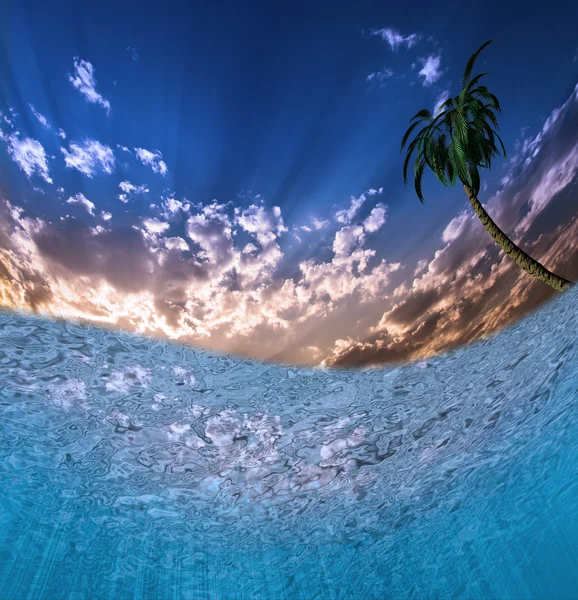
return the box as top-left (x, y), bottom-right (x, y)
top-left (142, 217), bottom-right (170, 235)
top-left (363, 204), bottom-right (388, 232)
top-left (101, 211), bottom-right (112, 221)
top-left (6, 135), bottom-right (53, 183)
top-left (126, 46), bottom-right (139, 61)
top-left (333, 225), bottom-right (365, 257)
top-left (134, 147), bottom-right (168, 175)
top-left (2, 80), bottom-right (578, 369)
top-left (118, 180), bottom-right (149, 203)
top-left (366, 68), bottom-right (394, 85)
top-left (67, 193), bottom-right (95, 216)
top-left (312, 217), bottom-right (329, 230)
top-left (185, 202), bottom-right (235, 267)
top-left (69, 57), bottom-right (111, 113)
top-left (234, 203), bottom-right (287, 246)
top-left (335, 188), bottom-right (383, 224)
top-left (322, 83), bottom-right (578, 368)
top-left (61, 140), bottom-right (115, 177)
top-left (57, 129), bottom-right (66, 139)
top-left (158, 197), bottom-right (191, 219)
top-left (370, 28), bottom-right (419, 51)
top-left (0, 190), bottom-right (403, 364)
top-left (418, 55), bottom-right (442, 86)
top-left (29, 104), bottom-right (49, 128)
top-left (433, 89), bottom-right (450, 116)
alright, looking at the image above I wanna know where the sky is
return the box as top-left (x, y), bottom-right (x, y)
top-left (0, 0), bottom-right (577, 368)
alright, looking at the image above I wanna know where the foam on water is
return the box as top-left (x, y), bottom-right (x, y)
top-left (1, 285), bottom-right (578, 599)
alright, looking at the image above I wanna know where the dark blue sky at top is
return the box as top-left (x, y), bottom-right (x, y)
top-left (1, 0), bottom-right (577, 274)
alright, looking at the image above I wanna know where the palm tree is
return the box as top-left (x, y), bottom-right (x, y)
top-left (401, 39), bottom-right (573, 292)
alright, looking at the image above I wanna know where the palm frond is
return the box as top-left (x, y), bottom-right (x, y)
top-left (409, 108), bottom-right (433, 123)
top-left (401, 119), bottom-right (425, 150)
top-left (400, 39), bottom-right (507, 202)
top-left (464, 72), bottom-right (489, 93)
top-left (470, 86), bottom-right (502, 112)
top-left (414, 158), bottom-right (427, 203)
top-left (461, 39), bottom-right (493, 88)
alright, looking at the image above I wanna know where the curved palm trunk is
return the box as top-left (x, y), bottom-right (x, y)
top-left (463, 184), bottom-right (573, 292)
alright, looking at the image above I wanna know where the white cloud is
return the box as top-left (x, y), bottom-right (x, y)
top-left (29, 104), bottom-right (49, 128)
top-left (441, 210), bottom-right (469, 243)
top-left (142, 217), bottom-right (170, 235)
top-left (333, 225), bottom-right (365, 257)
top-left (335, 187), bottom-right (383, 224)
top-left (0, 110), bottom-right (14, 128)
top-left (186, 202), bottom-right (234, 267)
top-left (366, 68), bottom-right (394, 85)
top-left (57, 129), bottom-right (66, 139)
top-left (413, 259), bottom-right (428, 276)
top-left (418, 55), bottom-right (442, 86)
top-left (61, 140), bottom-right (115, 177)
top-left (67, 192), bottom-right (95, 216)
top-left (7, 135), bottom-right (53, 183)
top-left (363, 204), bottom-right (388, 232)
top-left (68, 57), bottom-right (111, 113)
top-left (234, 204), bottom-right (287, 246)
top-left (312, 217), bottom-right (329, 230)
top-left (433, 89), bottom-right (450, 116)
top-left (163, 237), bottom-right (188, 252)
top-left (118, 180), bottom-right (148, 203)
top-left (126, 46), bottom-right (139, 61)
top-left (370, 28), bottom-right (419, 51)
top-left (101, 211), bottom-right (112, 221)
top-left (134, 147), bottom-right (168, 176)
top-left (158, 197), bottom-right (190, 219)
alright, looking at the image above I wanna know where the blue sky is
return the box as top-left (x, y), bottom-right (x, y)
top-left (0, 0), bottom-right (578, 367)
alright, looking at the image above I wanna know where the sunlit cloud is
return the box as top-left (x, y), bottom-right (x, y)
top-left (363, 204), bottom-right (388, 232)
top-left (29, 104), bottom-right (49, 128)
top-left (118, 180), bottom-right (149, 203)
top-left (66, 192), bottom-right (95, 216)
top-left (134, 147), bottom-right (168, 176)
top-left (322, 84), bottom-right (578, 368)
top-left (61, 140), bottom-right (115, 177)
top-left (335, 188), bottom-right (383, 224)
top-left (68, 57), bottom-right (111, 113)
top-left (6, 134), bottom-right (53, 183)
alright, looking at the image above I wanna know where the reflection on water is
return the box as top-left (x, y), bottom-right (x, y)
top-left (1, 287), bottom-right (578, 599)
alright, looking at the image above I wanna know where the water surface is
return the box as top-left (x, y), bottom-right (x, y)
top-left (1, 287), bottom-right (578, 599)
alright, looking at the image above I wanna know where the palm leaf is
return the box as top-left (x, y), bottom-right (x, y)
top-left (409, 108), bottom-right (433, 123)
top-left (414, 159), bottom-right (427, 203)
top-left (461, 40), bottom-right (493, 88)
top-left (464, 72), bottom-right (489, 93)
top-left (401, 119), bottom-right (425, 150)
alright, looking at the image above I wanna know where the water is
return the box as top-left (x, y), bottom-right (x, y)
top-left (1, 286), bottom-right (578, 599)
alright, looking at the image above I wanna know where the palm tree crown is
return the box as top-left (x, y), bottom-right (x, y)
top-left (401, 39), bottom-right (506, 202)
top-left (399, 39), bottom-right (573, 292)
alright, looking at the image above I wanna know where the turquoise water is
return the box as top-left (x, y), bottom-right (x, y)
top-left (1, 286), bottom-right (578, 599)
